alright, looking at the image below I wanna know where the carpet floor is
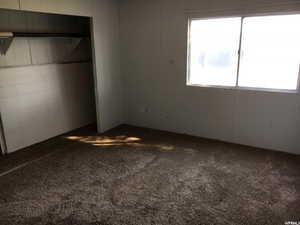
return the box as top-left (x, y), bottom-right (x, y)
top-left (0, 125), bottom-right (299, 225)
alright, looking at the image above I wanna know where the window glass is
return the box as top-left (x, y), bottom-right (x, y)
top-left (238, 15), bottom-right (300, 90)
top-left (188, 18), bottom-right (241, 86)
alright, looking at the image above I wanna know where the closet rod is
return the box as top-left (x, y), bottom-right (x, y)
top-left (13, 32), bottom-right (89, 38)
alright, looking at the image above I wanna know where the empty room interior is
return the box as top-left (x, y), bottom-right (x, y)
top-left (0, 0), bottom-right (300, 225)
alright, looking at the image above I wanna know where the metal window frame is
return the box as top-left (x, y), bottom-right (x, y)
top-left (186, 12), bottom-right (300, 94)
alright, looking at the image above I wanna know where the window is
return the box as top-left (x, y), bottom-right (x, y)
top-left (188, 18), bottom-right (241, 87)
top-left (187, 14), bottom-right (300, 91)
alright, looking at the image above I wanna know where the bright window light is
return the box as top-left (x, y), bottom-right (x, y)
top-left (187, 14), bottom-right (300, 92)
top-left (239, 15), bottom-right (300, 90)
top-left (188, 18), bottom-right (241, 86)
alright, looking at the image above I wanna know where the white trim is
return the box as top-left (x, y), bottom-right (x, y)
top-left (186, 18), bottom-right (192, 86)
top-left (186, 84), bottom-right (299, 94)
top-left (185, 2), bottom-right (300, 19)
top-left (186, 13), bottom-right (300, 94)
top-left (236, 17), bottom-right (244, 87)
top-left (187, 11), bottom-right (300, 22)
top-left (297, 63), bottom-right (300, 94)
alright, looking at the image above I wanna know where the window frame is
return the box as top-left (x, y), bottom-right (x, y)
top-left (186, 13), bottom-right (300, 94)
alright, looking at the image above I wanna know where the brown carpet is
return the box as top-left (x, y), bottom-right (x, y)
top-left (0, 125), bottom-right (299, 225)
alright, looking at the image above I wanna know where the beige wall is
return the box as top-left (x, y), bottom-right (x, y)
top-left (0, 0), bottom-right (20, 10)
top-left (120, 0), bottom-right (300, 155)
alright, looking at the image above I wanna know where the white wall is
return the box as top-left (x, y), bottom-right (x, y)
top-left (0, 0), bottom-right (94, 16)
top-left (15, 0), bottom-right (125, 133)
top-left (0, 0), bottom-right (124, 135)
top-left (120, 0), bottom-right (300, 155)
top-left (2, 0), bottom-right (299, 155)
top-left (0, 0), bottom-right (20, 10)
top-left (0, 11), bottom-right (96, 153)
top-left (0, 63), bottom-right (95, 153)
top-left (91, 0), bottom-right (124, 132)
top-left (20, 0), bottom-right (93, 17)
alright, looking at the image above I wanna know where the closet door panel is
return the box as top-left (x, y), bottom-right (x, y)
top-left (0, 0), bottom-right (19, 10)
top-left (20, 0), bottom-right (92, 16)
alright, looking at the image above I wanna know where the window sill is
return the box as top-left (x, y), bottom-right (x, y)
top-left (186, 84), bottom-right (300, 94)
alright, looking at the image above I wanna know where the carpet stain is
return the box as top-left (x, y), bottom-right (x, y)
top-left (0, 124), bottom-right (299, 225)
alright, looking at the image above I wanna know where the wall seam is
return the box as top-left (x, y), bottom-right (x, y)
top-left (117, 0), bottom-right (127, 124)
top-left (27, 39), bottom-right (33, 65)
top-left (0, 113), bottom-right (8, 155)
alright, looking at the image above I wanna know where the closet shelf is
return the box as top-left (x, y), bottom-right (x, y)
top-left (0, 32), bottom-right (89, 55)
top-left (13, 32), bottom-right (89, 38)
